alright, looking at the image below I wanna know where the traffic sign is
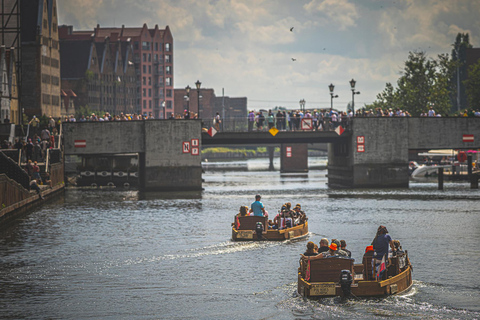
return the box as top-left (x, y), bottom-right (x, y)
top-left (182, 141), bottom-right (190, 153)
top-left (208, 127), bottom-right (217, 137)
top-left (74, 140), bottom-right (86, 148)
top-left (335, 126), bottom-right (345, 135)
top-left (357, 136), bottom-right (365, 144)
top-left (269, 127), bottom-right (279, 136)
top-left (286, 146), bottom-right (292, 158)
top-left (301, 118), bottom-right (313, 130)
top-left (191, 147), bottom-right (199, 155)
top-left (357, 144), bottom-right (365, 152)
top-left (463, 134), bottom-right (474, 142)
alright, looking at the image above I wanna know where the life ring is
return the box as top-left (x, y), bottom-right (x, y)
top-left (457, 151), bottom-right (467, 162)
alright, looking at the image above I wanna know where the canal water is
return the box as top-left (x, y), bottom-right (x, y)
top-left (1, 158), bottom-right (479, 319)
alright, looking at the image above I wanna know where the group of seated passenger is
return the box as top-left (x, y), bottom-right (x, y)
top-left (235, 200), bottom-right (307, 230)
top-left (301, 238), bottom-right (352, 261)
top-left (269, 202), bottom-right (307, 229)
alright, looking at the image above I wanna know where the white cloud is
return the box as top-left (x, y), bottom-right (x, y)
top-left (304, 0), bottom-right (359, 31)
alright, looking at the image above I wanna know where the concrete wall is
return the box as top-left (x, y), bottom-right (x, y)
top-left (63, 120), bottom-right (202, 191)
top-left (329, 117), bottom-right (480, 188)
top-left (63, 121), bottom-right (145, 154)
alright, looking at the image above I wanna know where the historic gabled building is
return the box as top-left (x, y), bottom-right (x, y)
top-left (60, 26), bottom-right (137, 116)
top-left (60, 23), bottom-right (174, 118)
top-left (20, 0), bottom-right (61, 118)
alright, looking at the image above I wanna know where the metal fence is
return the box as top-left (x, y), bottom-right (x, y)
top-left (200, 116), bottom-right (352, 133)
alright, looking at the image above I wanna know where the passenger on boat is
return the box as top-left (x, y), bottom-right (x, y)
top-left (318, 238), bottom-right (329, 253)
top-left (238, 206), bottom-right (249, 217)
top-left (277, 202), bottom-right (293, 229)
top-left (371, 225), bottom-right (395, 260)
top-left (340, 240), bottom-right (352, 257)
top-left (303, 241), bottom-right (318, 256)
top-left (301, 243), bottom-right (339, 261)
top-left (249, 194), bottom-right (267, 217)
top-left (392, 240), bottom-right (407, 269)
top-left (292, 204), bottom-right (306, 225)
top-left (331, 239), bottom-right (349, 257)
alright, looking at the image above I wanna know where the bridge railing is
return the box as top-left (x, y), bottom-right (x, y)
top-left (201, 117), bottom-right (352, 132)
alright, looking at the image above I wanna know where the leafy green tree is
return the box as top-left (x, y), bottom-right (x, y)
top-left (464, 61), bottom-right (480, 111)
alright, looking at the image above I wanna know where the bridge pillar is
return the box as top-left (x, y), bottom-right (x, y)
top-left (141, 120), bottom-right (203, 192)
top-left (328, 118), bottom-right (409, 188)
top-left (280, 143), bottom-right (308, 173)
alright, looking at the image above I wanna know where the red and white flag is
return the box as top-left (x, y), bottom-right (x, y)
top-left (376, 255), bottom-right (386, 280)
top-left (335, 126), bottom-right (344, 136)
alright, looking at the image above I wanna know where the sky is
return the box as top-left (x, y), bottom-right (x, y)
top-left (58, 0), bottom-right (480, 111)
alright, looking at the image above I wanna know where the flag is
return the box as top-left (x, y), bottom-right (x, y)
top-left (236, 216), bottom-right (240, 229)
top-left (376, 255), bottom-right (386, 280)
top-left (305, 260), bottom-right (311, 281)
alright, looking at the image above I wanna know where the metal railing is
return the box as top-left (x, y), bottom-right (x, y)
top-left (199, 116), bottom-right (352, 133)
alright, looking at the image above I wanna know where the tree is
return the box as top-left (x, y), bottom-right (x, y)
top-left (464, 61), bottom-right (480, 111)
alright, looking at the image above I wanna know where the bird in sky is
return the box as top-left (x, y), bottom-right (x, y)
top-left (291, 58), bottom-right (296, 61)
top-left (290, 27), bottom-right (294, 32)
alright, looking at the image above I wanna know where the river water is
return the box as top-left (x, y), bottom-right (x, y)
top-left (1, 157), bottom-right (479, 320)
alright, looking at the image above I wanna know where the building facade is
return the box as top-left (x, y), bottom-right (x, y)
top-left (59, 23), bottom-right (173, 118)
top-left (59, 26), bottom-right (137, 117)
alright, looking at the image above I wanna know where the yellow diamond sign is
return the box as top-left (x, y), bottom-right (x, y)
top-left (269, 127), bottom-right (279, 136)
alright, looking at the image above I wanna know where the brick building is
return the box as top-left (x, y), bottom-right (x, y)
top-left (60, 26), bottom-right (137, 116)
top-left (59, 24), bottom-right (174, 118)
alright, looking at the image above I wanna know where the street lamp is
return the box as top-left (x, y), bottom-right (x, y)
top-left (185, 85), bottom-right (191, 113)
top-left (299, 99), bottom-right (306, 112)
top-left (349, 79), bottom-right (360, 116)
top-left (195, 80), bottom-right (201, 118)
top-left (328, 83), bottom-right (338, 111)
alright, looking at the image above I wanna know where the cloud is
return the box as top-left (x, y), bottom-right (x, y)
top-left (304, 0), bottom-right (359, 30)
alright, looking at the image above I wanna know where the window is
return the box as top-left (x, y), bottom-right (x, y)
top-left (142, 41), bottom-right (150, 50)
top-left (143, 89), bottom-right (146, 97)
top-left (134, 42), bottom-right (139, 50)
top-left (166, 78), bottom-right (171, 86)
top-left (166, 89), bottom-right (172, 97)
top-left (165, 55), bottom-right (171, 63)
top-left (148, 54), bottom-right (151, 62)
top-left (166, 66), bottom-right (171, 75)
top-left (165, 43), bottom-right (170, 52)
top-left (142, 77), bottom-right (146, 85)
top-left (143, 100), bottom-right (147, 108)
top-left (148, 77), bottom-right (151, 85)
top-left (149, 100), bottom-right (152, 109)
top-left (143, 53), bottom-right (146, 62)
top-left (154, 54), bottom-right (158, 61)
top-left (155, 42), bottom-right (158, 51)
top-left (148, 89), bottom-right (151, 97)
top-left (142, 65), bottom-right (146, 73)
top-left (148, 65), bottom-right (151, 74)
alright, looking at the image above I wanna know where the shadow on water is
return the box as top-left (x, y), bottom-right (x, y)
top-left (138, 190), bottom-right (203, 200)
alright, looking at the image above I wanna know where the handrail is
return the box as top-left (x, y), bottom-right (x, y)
top-left (45, 149), bottom-right (50, 173)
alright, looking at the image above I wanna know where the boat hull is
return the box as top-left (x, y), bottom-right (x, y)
top-left (232, 221), bottom-right (308, 241)
top-left (298, 263), bottom-right (413, 298)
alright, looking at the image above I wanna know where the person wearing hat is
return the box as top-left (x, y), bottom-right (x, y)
top-left (331, 239), bottom-right (348, 257)
top-left (249, 194), bottom-right (266, 217)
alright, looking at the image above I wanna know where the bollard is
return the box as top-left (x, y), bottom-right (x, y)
top-left (438, 167), bottom-right (444, 190)
top-left (471, 173), bottom-right (479, 189)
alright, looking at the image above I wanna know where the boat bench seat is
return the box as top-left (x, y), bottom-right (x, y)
top-left (235, 216), bottom-right (268, 230)
top-left (308, 257), bottom-right (354, 283)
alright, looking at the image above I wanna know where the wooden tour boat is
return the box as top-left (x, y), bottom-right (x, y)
top-left (232, 215), bottom-right (308, 241)
top-left (298, 250), bottom-right (412, 297)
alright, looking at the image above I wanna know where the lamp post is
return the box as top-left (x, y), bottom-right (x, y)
top-left (328, 83), bottom-right (338, 111)
top-left (349, 79), bottom-right (360, 116)
top-left (195, 80), bottom-right (201, 118)
top-left (299, 99), bottom-right (306, 112)
top-left (185, 85), bottom-right (191, 114)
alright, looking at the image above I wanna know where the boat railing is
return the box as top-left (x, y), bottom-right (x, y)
top-left (299, 257), bottom-right (354, 283)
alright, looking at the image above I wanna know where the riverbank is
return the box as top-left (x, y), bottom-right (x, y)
top-left (0, 174), bottom-right (64, 228)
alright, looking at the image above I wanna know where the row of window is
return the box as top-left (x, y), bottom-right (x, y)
top-left (41, 74), bottom-right (60, 85)
top-left (134, 41), bottom-right (171, 52)
top-left (41, 56), bottom-right (60, 68)
top-left (42, 94), bottom-right (60, 106)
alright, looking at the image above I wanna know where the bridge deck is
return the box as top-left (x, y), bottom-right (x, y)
top-left (201, 131), bottom-right (350, 145)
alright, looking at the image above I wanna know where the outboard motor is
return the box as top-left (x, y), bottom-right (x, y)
top-left (339, 269), bottom-right (353, 297)
top-left (255, 222), bottom-right (264, 240)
